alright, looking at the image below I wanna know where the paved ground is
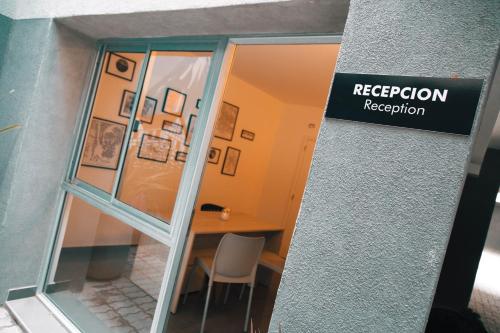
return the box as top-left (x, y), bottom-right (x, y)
top-left (468, 206), bottom-right (500, 333)
top-left (470, 287), bottom-right (500, 333)
top-left (0, 307), bottom-right (23, 333)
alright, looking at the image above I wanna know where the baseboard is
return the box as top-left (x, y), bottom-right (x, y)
top-left (7, 286), bottom-right (37, 301)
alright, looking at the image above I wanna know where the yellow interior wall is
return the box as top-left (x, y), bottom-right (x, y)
top-left (63, 46), bottom-right (336, 251)
top-left (117, 52), bottom-right (212, 221)
top-left (196, 75), bottom-right (284, 215)
top-left (77, 52), bottom-right (145, 193)
top-left (62, 196), bottom-right (140, 247)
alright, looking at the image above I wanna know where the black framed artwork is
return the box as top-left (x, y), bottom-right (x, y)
top-left (221, 146), bottom-right (241, 176)
top-left (214, 101), bottom-right (239, 141)
top-left (175, 151), bottom-right (188, 162)
top-left (184, 114), bottom-right (197, 147)
top-left (81, 117), bottom-right (127, 170)
top-left (207, 147), bottom-right (221, 164)
top-left (241, 129), bottom-right (255, 141)
top-left (162, 88), bottom-right (187, 117)
top-left (141, 96), bottom-right (157, 124)
top-left (137, 134), bottom-right (171, 163)
top-left (118, 90), bottom-right (157, 124)
top-left (162, 120), bottom-right (183, 134)
top-left (106, 53), bottom-right (136, 81)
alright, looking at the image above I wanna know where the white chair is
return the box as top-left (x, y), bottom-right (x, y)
top-left (183, 233), bottom-right (265, 333)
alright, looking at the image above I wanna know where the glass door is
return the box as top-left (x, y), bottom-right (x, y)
top-left (43, 39), bottom-right (229, 333)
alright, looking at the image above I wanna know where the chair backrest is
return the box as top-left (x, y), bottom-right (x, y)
top-left (213, 233), bottom-right (265, 278)
top-left (200, 203), bottom-right (224, 212)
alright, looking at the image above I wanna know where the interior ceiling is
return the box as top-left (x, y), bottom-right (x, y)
top-left (231, 44), bottom-right (340, 108)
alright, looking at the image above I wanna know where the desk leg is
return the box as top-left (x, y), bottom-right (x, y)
top-left (170, 232), bottom-right (195, 314)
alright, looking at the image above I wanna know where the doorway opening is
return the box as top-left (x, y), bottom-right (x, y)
top-left (167, 43), bottom-right (340, 333)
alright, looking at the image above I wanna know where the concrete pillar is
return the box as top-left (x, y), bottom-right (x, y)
top-left (0, 14), bottom-right (12, 68)
top-left (0, 20), bottom-right (95, 303)
top-left (270, 1), bottom-right (500, 332)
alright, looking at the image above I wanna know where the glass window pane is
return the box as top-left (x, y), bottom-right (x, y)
top-left (75, 52), bottom-right (146, 193)
top-left (45, 195), bottom-right (170, 333)
top-left (117, 51), bottom-right (212, 223)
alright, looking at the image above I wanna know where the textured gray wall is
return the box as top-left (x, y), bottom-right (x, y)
top-left (0, 20), bottom-right (96, 303)
top-left (55, 0), bottom-right (348, 40)
top-left (270, 1), bottom-right (500, 332)
top-left (0, 14), bottom-right (13, 70)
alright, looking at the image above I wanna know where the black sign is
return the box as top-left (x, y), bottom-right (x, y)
top-left (325, 73), bottom-right (483, 135)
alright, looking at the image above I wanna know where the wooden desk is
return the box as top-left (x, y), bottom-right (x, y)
top-left (170, 211), bottom-right (283, 313)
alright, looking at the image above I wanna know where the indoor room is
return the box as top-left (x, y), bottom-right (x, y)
top-left (167, 43), bottom-right (339, 332)
top-left (43, 43), bottom-right (339, 333)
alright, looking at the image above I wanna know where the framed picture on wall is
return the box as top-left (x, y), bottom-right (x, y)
top-left (241, 129), bottom-right (255, 141)
top-left (137, 134), bottom-right (171, 163)
top-left (221, 146), bottom-right (241, 176)
top-left (106, 53), bottom-right (136, 81)
top-left (175, 151), bottom-right (188, 162)
top-left (214, 101), bottom-right (239, 141)
top-left (207, 147), bottom-right (221, 164)
top-left (162, 120), bottom-right (183, 134)
top-left (81, 117), bottom-right (127, 170)
top-left (184, 114), bottom-right (197, 147)
top-left (162, 88), bottom-right (187, 117)
top-left (118, 90), bottom-right (157, 124)
top-left (141, 96), bottom-right (157, 124)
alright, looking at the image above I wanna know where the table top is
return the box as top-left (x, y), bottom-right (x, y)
top-left (190, 211), bottom-right (284, 235)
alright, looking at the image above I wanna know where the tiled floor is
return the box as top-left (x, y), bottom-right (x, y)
top-left (0, 307), bottom-right (24, 333)
top-left (167, 282), bottom-right (277, 333)
top-left (469, 207), bottom-right (500, 333)
top-left (470, 288), bottom-right (500, 333)
top-left (78, 277), bottom-right (157, 333)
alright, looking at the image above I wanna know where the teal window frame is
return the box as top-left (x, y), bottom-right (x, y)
top-left (36, 34), bottom-right (342, 333)
top-left (65, 37), bottom-right (228, 234)
top-left (38, 36), bottom-right (229, 333)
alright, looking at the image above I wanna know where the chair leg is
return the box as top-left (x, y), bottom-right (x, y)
top-left (200, 282), bottom-right (213, 333)
top-left (224, 283), bottom-right (231, 304)
top-left (239, 283), bottom-right (245, 300)
top-left (183, 262), bottom-right (197, 305)
top-left (243, 284), bottom-right (255, 333)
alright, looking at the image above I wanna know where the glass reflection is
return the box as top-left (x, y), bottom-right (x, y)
top-left (45, 195), bottom-right (170, 333)
top-left (76, 52), bottom-right (145, 193)
top-left (117, 51), bottom-right (212, 223)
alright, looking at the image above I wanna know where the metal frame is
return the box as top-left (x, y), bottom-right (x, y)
top-left (37, 34), bottom-right (341, 333)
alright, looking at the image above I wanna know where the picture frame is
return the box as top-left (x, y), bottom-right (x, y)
top-left (221, 146), bottom-right (241, 176)
top-left (214, 101), bottom-right (239, 141)
top-left (81, 117), bottom-right (127, 170)
top-left (162, 120), bottom-right (183, 134)
top-left (137, 134), bottom-right (171, 163)
top-left (175, 151), bottom-right (188, 163)
top-left (141, 96), bottom-right (157, 124)
top-left (162, 88), bottom-right (187, 117)
top-left (106, 53), bottom-right (136, 81)
top-left (184, 114), bottom-right (197, 147)
top-left (207, 147), bottom-right (221, 164)
top-left (241, 129), bottom-right (255, 141)
top-left (118, 90), bottom-right (157, 124)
